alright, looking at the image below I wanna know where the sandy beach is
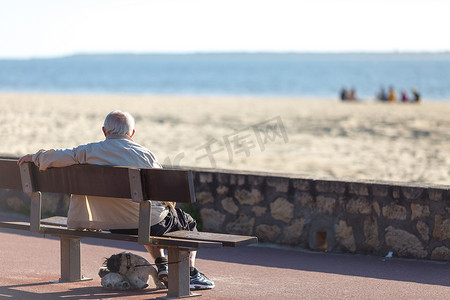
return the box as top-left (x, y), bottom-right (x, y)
top-left (1, 93), bottom-right (449, 186)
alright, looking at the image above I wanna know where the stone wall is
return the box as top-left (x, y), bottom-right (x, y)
top-left (192, 169), bottom-right (450, 261)
top-left (1, 168), bottom-right (449, 261)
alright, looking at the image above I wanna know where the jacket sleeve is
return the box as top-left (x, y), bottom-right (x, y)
top-left (32, 146), bottom-right (88, 171)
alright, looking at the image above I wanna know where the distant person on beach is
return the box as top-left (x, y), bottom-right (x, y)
top-left (388, 86), bottom-right (397, 102)
top-left (377, 87), bottom-right (388, 101)
top-left (412, 88), bottom-right (421, 103)
top-left (401, 90), bottom-right (409, 102)
top-left (349, 88), bottom-right (357, 101)
top-left (340, 87), bottom-right (349, 101)
top-left (340, 86), bottom-right (357, 101)
top-left (17, 110), bottom-right (215, 290)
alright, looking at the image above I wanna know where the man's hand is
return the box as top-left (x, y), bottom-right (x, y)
top-left (18, 154), bottom-right (33, 166)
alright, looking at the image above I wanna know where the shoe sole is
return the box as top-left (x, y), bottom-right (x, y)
top-left (190, 284), bottom-right (215, 290)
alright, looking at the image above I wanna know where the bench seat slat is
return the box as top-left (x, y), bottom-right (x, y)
top-left (40, 216), bottom-right (68, 227)
top-left (0, 221), bottom-right (222, 249)
top-left (39, 216), bottom-right (258, 247)
top-left (41, 216), bottom-right (258, 247)
top-left (164, 230), bottom-right (258, 247)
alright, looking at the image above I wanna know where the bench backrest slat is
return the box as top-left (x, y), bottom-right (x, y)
top-left (30, 164), bottom-right (133, 198)
top-left (141, 168), bottom-right (196, 203)
top-left (0, 159), bottom-right (195, 203)
top-left (0, 159), bottom-right (22, 190)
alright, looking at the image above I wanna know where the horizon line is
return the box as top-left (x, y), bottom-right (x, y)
top-left (1, 50), bottom-right (450, 60)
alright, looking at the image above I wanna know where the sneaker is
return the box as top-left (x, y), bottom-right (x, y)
top-left (190, 268), bottom-right (215, 290)
top-left (155, 257), bottom-right (169, 288)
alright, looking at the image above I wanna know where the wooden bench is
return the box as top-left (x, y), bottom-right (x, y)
top-left (0, 158), bottom-right (257, 298)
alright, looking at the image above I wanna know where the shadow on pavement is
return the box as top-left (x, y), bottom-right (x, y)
top-left (87, 232), bottom-right (450, 288)
top-left (0, 281), bottom-right (165, 300)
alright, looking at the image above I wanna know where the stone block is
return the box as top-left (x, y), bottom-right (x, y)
top-left (292, 179), bottom-right (312, 191)
top-left (316, 181), bottom-right (346, 194)
top-left (225, 214), bottom-right (255, 235)
top-left (431, 246), bottom-right (450, 261)
top-left (247, 175), bottom-right (265, 186)
top-left (428, 189), bottom-right (443, 202)
top-left (393, 187), bottom-right (400, 199)
top-left (230, 174), bottom-right (246, 186)
top-left (281, 218), bottom-right (305, 245)
top-left (5, 196), bottom-right (27, 213)
top-left (200, 208), bottom-right (225, 232)
top-left (442, 219), bottom-right (450, 241)
top-left (335, 220), bottom-right (356, 252)
top-left (371, 184), bottom-right (389, 197)
top-left (385, 226), bottom-right (427, 258)
top-left (270, 197), bottom-right (294, 223)
top-left (255, 224), bottom-right (281, 243)
top-left (349, 183), bottom-right (369, 196)
top-left (346, 198), bottom-right (372, 215)
top-left (433, 215), bottom-right (443, 240)
top-left (294, 191), bottom-right (313, 208)
top-left (234, 188), bottom-right (263, 205)
top-left (252, 206), bottom-right (267, 217)
top-left (41, 193), bottom-right (62, 215)
top-left (198, 172), bottom-right (213, 184)
top-left (52, 194), bottom-right (70, 215)
top-left (382, 204), bottom-right (407, 220)
top-left (196, 191), bottom-right (214, 204)
top-left (373, 202), bottom-right (381, 216)
top-left (402, 187), bottom-right (424, 200)
top-left (431, 215), bottom-right (450, 241)
top-left (221, 197), bottom-right (239, 215)
top-left (416, 221), bottom-right (430, 241)
top-left (216, 185), bottom-right (229, 195)
top-left (364, 216), bottom-right (379, 248)
top-left (266, 177), bottom-right (290, 193)
top-left (410, 204), bottom-right (430, 220)
top-left (216, 173), bottom-right (229, 185)
top-left (316, 195), bottom-right (336, 215)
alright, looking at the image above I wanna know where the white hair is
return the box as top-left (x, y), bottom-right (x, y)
top-left (103, 110), bottom-right (135, 136)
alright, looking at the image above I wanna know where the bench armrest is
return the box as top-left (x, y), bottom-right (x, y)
top-left (19, 163), bottom-right (42, 233)
top-left (128, 168), bottom-right (152, 245)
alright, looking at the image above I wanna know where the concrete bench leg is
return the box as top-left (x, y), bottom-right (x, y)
top-left (29, 192), bottom-right (42, 233)
top-left (56, 235), bottom-right (92, 282)
top-left (165, 247), bottom-right (200, 299)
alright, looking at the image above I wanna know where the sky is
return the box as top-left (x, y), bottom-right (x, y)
top-left (1, 0), bottom-right (449, 59)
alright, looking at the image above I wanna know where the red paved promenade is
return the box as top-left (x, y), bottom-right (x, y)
top-left (0, 212), bottom-right (449, 300)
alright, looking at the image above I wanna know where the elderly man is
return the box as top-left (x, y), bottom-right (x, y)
top-left (18, 110), bottom-right (214, 290)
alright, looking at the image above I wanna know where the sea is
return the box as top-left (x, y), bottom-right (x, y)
top-left (0, 52), bottom-right (449, 100)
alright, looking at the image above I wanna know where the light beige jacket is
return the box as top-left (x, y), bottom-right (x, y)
top-left (32, 135), bottom-right (171, 230)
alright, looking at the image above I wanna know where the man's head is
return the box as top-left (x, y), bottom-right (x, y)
top-left (103, 110), bottom-right (135, 138)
